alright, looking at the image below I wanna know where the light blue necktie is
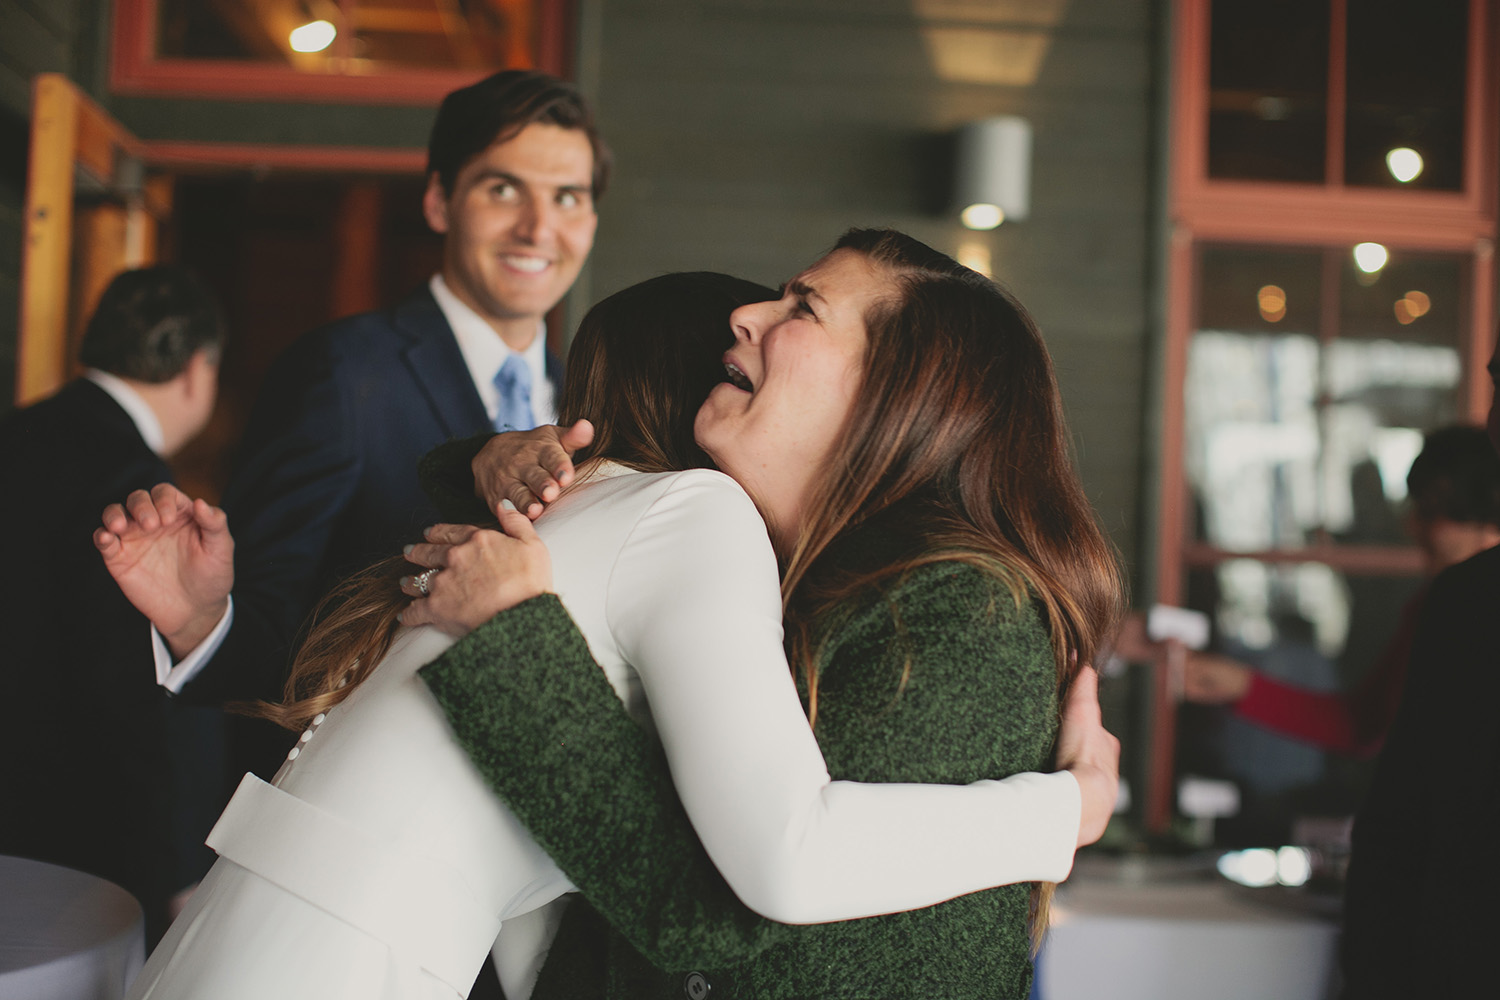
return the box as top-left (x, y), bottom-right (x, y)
top-left (492, 354), bottom-right (535, 432)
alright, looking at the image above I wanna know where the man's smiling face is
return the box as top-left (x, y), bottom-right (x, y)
top-left (423, 122), bottom-right (598, 346)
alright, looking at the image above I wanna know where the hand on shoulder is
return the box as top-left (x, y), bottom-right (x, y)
top-left (399, 505), bottom-right (554, 637)
top-left (473, 420), bottom-right (594, 520)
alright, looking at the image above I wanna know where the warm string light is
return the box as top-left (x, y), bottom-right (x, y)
top-left (1353, 242), bottom-right (1389, 274)
top-left (290, 20), bottom-right (337, 53)
top-left (1394, 289), bottom-right (1431, 325)
top-left (1385, 147), bottom-right (1424, 183)
top-left (1257, 284), bottom-right (1287, 323)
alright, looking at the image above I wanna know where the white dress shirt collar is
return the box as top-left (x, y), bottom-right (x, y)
top-left (85, 368), bottom-right (166, 455)
top-left (429, 275), bottom-right (556, 426)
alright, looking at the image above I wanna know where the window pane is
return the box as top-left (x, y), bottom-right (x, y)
top-left (1328, 251), bottom-right (1465, 505)
top-left (1208, 0), bottom-right (1330, 182)
top-left (1345, 0), bottom-right (1467, 191)
top-left (1188, 247), bottom-right (1324, 548)
top-left (1188, 246), bottom-right (1466, 550)
top-left (158, 0), bottom-right (532, 72)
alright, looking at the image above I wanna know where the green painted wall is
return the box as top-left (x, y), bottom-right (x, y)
top-left (582, 0), bottom-right (1159, 570)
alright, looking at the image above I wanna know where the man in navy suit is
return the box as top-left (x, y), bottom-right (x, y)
top-left (3, 267), bottom-right (225, 943)
top-left (98, 70), bottom-right (610, 713)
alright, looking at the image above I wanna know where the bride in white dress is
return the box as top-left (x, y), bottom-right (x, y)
top-left (102, 273), bottom-right (1109, 1000)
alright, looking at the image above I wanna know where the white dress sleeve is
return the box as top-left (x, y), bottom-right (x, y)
top-left (604, 471), bottom-right (1081, 924)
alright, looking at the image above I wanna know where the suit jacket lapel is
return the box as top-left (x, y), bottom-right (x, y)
top-left (391, 289), bottom-right (491, 439)
top-left (545, 345), bottom-right (566, 400)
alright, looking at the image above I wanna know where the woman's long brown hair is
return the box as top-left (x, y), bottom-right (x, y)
top-left (780, 229), bottom-right (1125, 950)
top-left (247, 272), bottom-right (775, 732)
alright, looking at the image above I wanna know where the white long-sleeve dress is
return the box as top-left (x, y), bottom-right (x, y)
top-left (125, 463), bottom-right (1081, 1000)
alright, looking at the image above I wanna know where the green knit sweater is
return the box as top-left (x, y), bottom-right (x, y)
top-left (420, 561), bottom-right (1058, 999)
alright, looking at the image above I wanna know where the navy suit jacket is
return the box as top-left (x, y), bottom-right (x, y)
top-left (0, 379), bottom-right (210, 938)
top-left (186, 287), bottom-right (561, 706)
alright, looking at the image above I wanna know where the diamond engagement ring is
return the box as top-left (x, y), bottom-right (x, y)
top-left (414, 567), bottom-right (440, 597)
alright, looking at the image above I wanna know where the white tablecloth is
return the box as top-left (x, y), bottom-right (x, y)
top-left (0, 855), bottom-right (145, 1000)
top-left (1038, 862), bottom-right (1339, 1000)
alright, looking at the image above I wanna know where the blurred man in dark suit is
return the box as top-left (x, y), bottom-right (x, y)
top-left (0, 266), bottom-right (225, 943)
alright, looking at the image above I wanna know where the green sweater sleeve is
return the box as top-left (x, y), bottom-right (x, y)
top-left (419, 563), bottom-right (1056, 972)
top-left (420, 594), bottom-right (785, 969)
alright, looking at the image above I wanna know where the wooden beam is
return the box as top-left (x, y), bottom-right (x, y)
top-left (140, 140), bottom-right (426, 174)
top-left (352, 8), bottom-right (448, 33)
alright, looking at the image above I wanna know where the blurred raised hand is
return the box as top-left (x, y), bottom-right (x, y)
top-left (95, 482), bottom-right (234, 657)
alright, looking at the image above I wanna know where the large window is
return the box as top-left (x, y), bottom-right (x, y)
top-left (1149, 0), bottom-right (1497, 840)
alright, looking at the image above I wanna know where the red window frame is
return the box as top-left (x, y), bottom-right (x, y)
top-left (1144, 0), bottom-right (1500, 831)
top-left (1160, 0), bottom-right (1499, 606)
top-left (111, 0), bottom-right (575, 105)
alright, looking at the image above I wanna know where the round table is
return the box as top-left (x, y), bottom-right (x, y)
top-left (1037, 857), bottom-right (1340, 1000)
top-left (0, 855), bottom-right (145, 1000)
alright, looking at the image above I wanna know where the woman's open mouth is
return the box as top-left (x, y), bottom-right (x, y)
top-left (723, 360), bottom-right (753, 392)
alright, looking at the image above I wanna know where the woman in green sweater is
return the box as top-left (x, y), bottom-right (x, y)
top-left (411, 228), bottom-right (1123, 998)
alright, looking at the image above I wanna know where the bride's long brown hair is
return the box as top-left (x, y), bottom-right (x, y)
top-left (779, 229), bottom-right (1125, 949)
top-left (245, 272), bottom-right (775, 731)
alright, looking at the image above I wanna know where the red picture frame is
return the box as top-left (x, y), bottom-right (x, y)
top-left (110, 0), bottom-right (575, 105)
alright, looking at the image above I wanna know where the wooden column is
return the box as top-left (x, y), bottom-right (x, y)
top-left (16, 74), bottom-right (156, 406)
top-left (17, 75), bottom-right (81, 406)
top-left (330, 178), bottom-right (383, 319)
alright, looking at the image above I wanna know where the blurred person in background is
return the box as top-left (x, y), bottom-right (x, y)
top-left (1116, 425), bottom-right (1500, 758)
top-left (1339, 377), bottom-right (1500, 995)
top-left (0, 266), bottom-right (227, 944)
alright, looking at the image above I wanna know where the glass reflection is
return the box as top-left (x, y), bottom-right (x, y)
top-left (1177, 563), bottom-right (1423, 844)
top-left (1207, 0), bottom-right (1330, 182)
top-left (1189, 246), bottom-right (1464, 550)
top-left (1345, 0), bottom-right (1466, 190)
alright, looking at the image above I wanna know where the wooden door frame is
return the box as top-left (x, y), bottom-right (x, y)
top-left (16, 74), bottom-right (174, 406)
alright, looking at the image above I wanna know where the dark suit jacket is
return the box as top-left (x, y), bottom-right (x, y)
top-left (183, 287), bottom-right (561, 707)
top-left (0, 379), bottom-right (220, 941)
top-left (1340, 544), bottom-right (1500, 997)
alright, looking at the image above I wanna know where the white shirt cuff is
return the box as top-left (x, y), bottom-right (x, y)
top-left (153, 597), bottom-right (234, 693)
